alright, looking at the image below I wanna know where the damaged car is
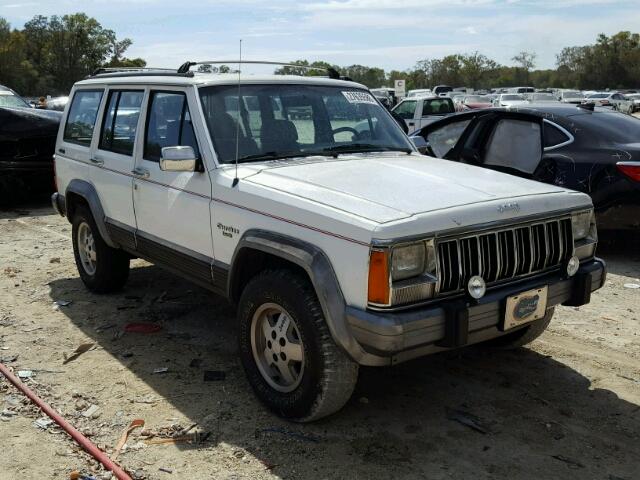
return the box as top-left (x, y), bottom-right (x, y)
top-left (410, 103), bottom-right (640, 232)
top-left (0, 85), bottom-right (62, 203)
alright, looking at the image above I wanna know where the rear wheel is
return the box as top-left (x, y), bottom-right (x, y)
top-left (238, 269), bottom-right (358, 422)
top-left (481, 307), bottom-right (555, 349)
top-left (72, 205), bottom-right (130, 293)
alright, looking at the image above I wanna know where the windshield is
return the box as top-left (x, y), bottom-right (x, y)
top-left (464, 96), bottom-right (491, 103)
top-left (588, 93), bottom-right (608, 99)
top-left (392, 100), bottom-right (417, 119)
top-left (562, 91), bottom-right (583, 98)
top-left (0, 91), bottom-right (30, 108)
top-left (502, 95), bottom-right (524, 101)
top-left (199, 84), bottom-right (413, 164)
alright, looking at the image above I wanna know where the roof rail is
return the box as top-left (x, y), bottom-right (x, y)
top-left (177, 60), bottom-right (350, 80)
top-left (89, 67), bottom-right (194, 79)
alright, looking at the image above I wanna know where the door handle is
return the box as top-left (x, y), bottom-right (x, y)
top-left (90, 157), bottom-right (104, 166)
top-left (131, 167), bottom-right (150, 179)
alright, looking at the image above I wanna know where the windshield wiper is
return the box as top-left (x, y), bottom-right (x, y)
top-left (322, 144), bottom-right (413, 155)
top-left (234, 151), bottom-right (326, 164)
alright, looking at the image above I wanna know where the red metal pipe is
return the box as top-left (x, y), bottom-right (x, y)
top-left (0, 363), bottom-right (132, 480)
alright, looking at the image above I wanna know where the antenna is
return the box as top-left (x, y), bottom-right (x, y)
top-left (232, 40), bottom-right (242, 188)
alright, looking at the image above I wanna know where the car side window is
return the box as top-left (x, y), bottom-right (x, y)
top-left (99, 90), bottom-right (144, 156)
top-left (63, 90), bottom-right (103, 146)
top-left (543, 122), bottom-right (571, 149)
top-left (426, 119), bottom-right (471, 157)
top-left (484, 119), bottom-right (542, 173)
top-left (144, 91), bottom-right (200, 162)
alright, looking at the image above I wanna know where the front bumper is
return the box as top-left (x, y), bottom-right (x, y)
top-left (346, 258), bottom-right (606, 365)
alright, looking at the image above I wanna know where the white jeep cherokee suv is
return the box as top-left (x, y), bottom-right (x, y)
top-left (52, 65), bottom-right (605, 421)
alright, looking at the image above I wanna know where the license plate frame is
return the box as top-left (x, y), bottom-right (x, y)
top-left (504, 286), bottom-right (548, 330)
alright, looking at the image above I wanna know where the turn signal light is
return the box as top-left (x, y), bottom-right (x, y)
top-left (616, 162), bottom-right (640, 182)
top-left (368, 250), bottom-right (390, 305)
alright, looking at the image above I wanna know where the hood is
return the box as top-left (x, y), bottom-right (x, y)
top-left (0, 107), bottom-right (62, 138)
top-left (244, 154), bottom-right (575, 224)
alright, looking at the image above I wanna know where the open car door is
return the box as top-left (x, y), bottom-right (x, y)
top-left (411, 111), bottom-right (495, 160)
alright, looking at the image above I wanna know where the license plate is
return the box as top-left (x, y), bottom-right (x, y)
top-left (504, 286), bottom-right (548, 330)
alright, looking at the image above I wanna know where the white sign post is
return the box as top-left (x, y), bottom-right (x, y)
top-left (394, 79), bottom-right (406, 98)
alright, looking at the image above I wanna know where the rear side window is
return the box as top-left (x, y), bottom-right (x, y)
top-left (144, 91), bottom-right (199, 162)
top-left (99, 90), bottom-right (144, 156)
top-left (543, 122), bottom-right (571, 149)
top-left (423, 99), bottom-right (454, 116)
top-left (63, 90), bottom-right (103, 146)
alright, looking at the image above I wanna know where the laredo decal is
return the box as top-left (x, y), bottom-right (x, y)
top-left (217, 223), bottom-right (240, 238)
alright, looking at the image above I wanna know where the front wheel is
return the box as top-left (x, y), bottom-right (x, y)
top-left (238, 269), bottom-right (358, 422)
top-left (72, 206), bottom-right (130, 293)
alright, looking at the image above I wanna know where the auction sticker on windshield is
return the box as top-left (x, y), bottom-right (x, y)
top-left (342, 91), bottom-right (378, 105)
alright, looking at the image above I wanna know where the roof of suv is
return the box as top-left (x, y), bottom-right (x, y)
top-left (74, 73), bottom-right (366, 89)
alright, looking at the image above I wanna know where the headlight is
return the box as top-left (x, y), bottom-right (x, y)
top-left (571, 210), bottom-right (592, 240)
top-left (571, 209), bottom-right (597, 259)
top-left (392, 244), bottom-right (425, 281)
top-left (368, 240), bottom-right (437, 307)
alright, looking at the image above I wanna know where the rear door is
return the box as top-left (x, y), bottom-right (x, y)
top-left (92, 87), bottom-right (144, 238)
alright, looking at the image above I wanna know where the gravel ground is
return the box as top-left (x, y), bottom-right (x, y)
top-left (1, 203), bottom-right (639, 480)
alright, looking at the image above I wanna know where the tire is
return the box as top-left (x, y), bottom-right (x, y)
top-left (72, 205), bottom-right (130, 293)
top-left (481, 307), bottom-right (555, 349)
top-left (238, 269), bottom-right (358, 422)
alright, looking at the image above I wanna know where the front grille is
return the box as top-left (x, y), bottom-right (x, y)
top-left (436, 217), bottom-right (573, 295)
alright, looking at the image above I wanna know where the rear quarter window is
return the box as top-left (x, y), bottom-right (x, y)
top-left (543, 121), bottom-right (572, 149)
top-left (63, 90), bottom-right (104, 146)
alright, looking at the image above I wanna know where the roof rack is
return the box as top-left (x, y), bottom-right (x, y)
top-left (89, 67), bottom-right (194, 78)
top-left (177, 60), bottom-right (350, 80)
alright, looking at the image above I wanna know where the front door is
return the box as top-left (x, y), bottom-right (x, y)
top-left (132, 88), bottom-right (214, 286)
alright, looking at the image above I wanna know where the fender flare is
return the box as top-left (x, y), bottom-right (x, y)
top-left (65, 179), bottom-right (117, 248)
top-left (230, 229), bottom-right (381, 365)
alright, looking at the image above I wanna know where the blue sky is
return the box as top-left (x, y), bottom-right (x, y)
top-left (1, 0), bottom-right (639, 71)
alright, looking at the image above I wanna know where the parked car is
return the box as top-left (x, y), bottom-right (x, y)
top-left (391, 96), bottom-right (455, 131)
top-left (558, 90), bottom-right (584, 104)
top-left (51, 65), bottom-right (604, 421)
top-left (583, 92), bottom-right (634, 114)
top-left (409, 104), bottom-right (640, 231)
top-left (433, 84), bottom-right (453, 96)
top-left (493, 94), bottom-right (528, 107)
top-left (526, 93), bottom-right (558, 103)
top-left (626, 93), bottom-right (640, 112)
top-left (0, 85), bottom-right (62, 204)
top-left (458, 95), bottom-right (493, 111)
top-left (407, 88), bottom-right (432, 98)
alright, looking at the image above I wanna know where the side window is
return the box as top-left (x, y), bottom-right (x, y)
top-left (423, 99), bottom-right (453, 116)
top-left (484, 119), bottom-right (542, 173)
top-left (543, 122), bottom-right (571, 149)
top-left (426, 119), bottom-right (472, 157)
top-left (99, 90), bottom-right (144, 156)
top-left (144, 91), bottom-right (200, 162)
top-left (63, 90), bottom-right (103, 146)
top-left (392, 100), bottom-right (417, 120)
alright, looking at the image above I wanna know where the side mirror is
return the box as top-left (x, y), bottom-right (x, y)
top-left (160, 146), bottom-right (197, 172)
top-left (410, 135), bottom-right (430, 155)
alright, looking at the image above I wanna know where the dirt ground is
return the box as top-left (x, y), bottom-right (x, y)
top-left (1, 203), bottom-right (639, 480)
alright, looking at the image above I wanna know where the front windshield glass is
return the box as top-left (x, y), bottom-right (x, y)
top-left (0, 92), bottom-right (30, 108)
top-left (199, 84), bottom-right (413, 164)
top-left (563, 91), bottom-right (583, 98)
top-left (588, 93), bottom-right (608, 98)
